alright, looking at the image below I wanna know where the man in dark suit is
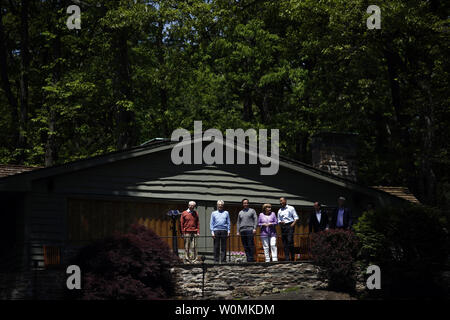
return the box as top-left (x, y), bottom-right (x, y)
top-left (330, 196), bottom-right (353, 230)
top-left (309, 202), bottom-right (329, 233)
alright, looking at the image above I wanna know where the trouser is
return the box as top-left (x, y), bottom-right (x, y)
top-left (213, 230), bottom-right (228, 263)
top-left (183, 232), bottom-right (198, 262)
top-left (261, 236), bottom-right (278, 262)
top-left (281, 224), bottom-right (295, 261)
top-left (240, 229), bottom-right (255, 262)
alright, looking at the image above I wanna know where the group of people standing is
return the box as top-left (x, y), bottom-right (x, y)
top-left (232, 197), bottom-right (299, 263)
top-left (179, 197), bottom-right (352, 264)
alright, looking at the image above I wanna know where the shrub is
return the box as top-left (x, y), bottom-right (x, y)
top-left (68, 224), bottom-right (180, 300)
top-left (354, 205), bottom-right (449, 299)
top-left (310, 229), bottom-right (360, 292)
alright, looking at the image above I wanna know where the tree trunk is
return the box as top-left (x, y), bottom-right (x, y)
top-left (383, 47), bottom-right (416, 182)
top-left (383, 49), bottom-right (402, 124)
top-left (45, 0), bottom-right (61, 167)
top-left (0, 4), bottom-right (19, 148)
top-left (18, 0), bottom-right (30, 161)
top-left (45, 108), bottom-right (57, 167)
top-left (418, 76), bottom-right (437, 205)
top-left (45, 29), bottom-right (60, 167)
top-left (242, 90), bottom-right (253, 121)
top-left (255, 90), bottom-right (270, 123)
top-left (157, 19), bottom-right (168, 137)
top-left (295, 132), bottom-right (309, 163)
top-left (113, 29), bottom-right (136, 150)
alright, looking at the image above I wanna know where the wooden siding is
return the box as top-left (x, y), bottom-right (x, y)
top-left (27, 192), bottom-right (65, 268)
top-left (68, 198), bottom-right (187, 249)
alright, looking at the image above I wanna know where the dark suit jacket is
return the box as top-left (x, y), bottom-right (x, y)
top-left (309, 210), bottom-right (329, 233)
top-left (330, 207), bottom-right (352, 230)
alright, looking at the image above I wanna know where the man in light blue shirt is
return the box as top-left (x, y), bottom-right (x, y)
top-left (210, 200), bottom-right (230, 263)
top-left (330, 196), bottom-right (352, 230)
top-left (277, 197), bottom-right (299, 261)
top-left (337, 208), bottom-right (345, 228)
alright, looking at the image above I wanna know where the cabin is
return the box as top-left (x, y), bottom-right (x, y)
top-left (0, 134), bottom-right (410, 271)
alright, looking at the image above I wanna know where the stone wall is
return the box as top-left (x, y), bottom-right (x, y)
top-left (171, 262), bottom-right (328, 299)
top-left (311, 132), bottom-right (358, 182)
top-left (1, 263), bottom-right (323, 300)
top-left (1, 262), bottom-right (369, 300)
top-left (0, 267), bottom-right (66, 300)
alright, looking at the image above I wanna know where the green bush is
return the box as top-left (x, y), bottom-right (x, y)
top-left (310, 229), bottom-right (360, 292)
top-left (354, 205), bottom-right (449, 298)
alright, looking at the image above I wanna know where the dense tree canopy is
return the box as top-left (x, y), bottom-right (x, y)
top-left (0, 0), bottom-right (449, 206)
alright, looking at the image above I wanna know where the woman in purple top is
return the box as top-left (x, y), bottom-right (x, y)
top-left (258, 203), bottom-right (278, 262)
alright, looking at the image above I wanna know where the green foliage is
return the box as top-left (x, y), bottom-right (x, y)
top-left (354, 205), bottom-right (449, 298)
top-left (0, 0), bottom-right (448, 206)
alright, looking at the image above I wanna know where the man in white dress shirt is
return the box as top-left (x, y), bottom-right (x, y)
top-left (277, 197), bottom-right (299, 261)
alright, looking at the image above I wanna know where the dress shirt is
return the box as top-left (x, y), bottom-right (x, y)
top-left (316, 211), bottom-right (321, 223)
top-left (277, 205), bottom-right (299, 224)
top-left (337, 208), bottom-right (345, 228)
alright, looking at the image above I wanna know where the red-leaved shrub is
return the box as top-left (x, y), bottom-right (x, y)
top-left (310, 229), bottom-right (360, 292)
top-left (69, 224), bottom-right (180, 300)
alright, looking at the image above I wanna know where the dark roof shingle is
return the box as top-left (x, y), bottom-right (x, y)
top-left (371, 186), bottom-right (420, 204)
top-left (0, 164), bottom-right (43, 178)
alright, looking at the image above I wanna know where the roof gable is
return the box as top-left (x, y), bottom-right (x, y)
top-left (0, 138), bottom-right (412, 206)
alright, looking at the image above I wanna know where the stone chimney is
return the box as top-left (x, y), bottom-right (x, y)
top-left (311, 132), bottom-right (358, 182)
